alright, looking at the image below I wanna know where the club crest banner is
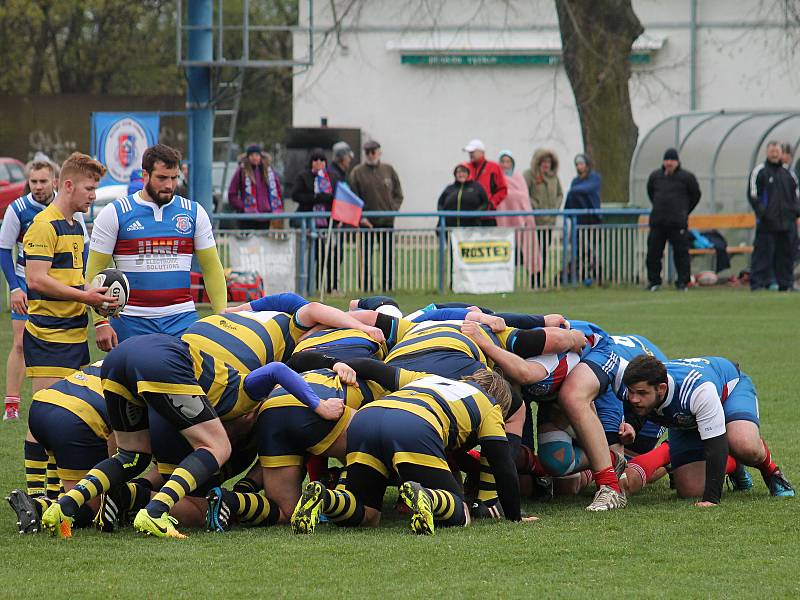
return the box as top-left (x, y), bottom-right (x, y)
top-left (91, 113), bottom-right (160, 185)
top-left (450, 228), bottom-right (515, 293)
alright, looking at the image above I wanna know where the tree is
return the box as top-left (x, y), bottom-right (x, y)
top-left (555, 0), bottom-right (643, 203)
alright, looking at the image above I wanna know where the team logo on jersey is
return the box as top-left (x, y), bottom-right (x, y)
top-left (103, 117), bottom-right (149, 183)
top-left (173, 214), bottom-right (193, 234)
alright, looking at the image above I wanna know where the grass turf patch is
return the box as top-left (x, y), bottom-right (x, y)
top-left (0, 287), bottom-right (798, 598)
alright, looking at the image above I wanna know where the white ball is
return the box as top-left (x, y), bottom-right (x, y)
top-left (695, 271), bottom-right (718, 286)
top-left (90, 268), bottom-right (130, 317)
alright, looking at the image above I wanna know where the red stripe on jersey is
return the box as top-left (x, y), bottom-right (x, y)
top-left (114, 237), bottom-right (195, 256)
top-left (551, 355), bottom-right (571, 390)
top-left (128, 289), bottom-right (192, 307)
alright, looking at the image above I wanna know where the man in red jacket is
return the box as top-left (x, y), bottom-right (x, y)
top-left (462, 139), bottom-right (508, 210)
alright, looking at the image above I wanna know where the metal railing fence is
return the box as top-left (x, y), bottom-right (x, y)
top-left (212, 208), bottom-right (650, 295)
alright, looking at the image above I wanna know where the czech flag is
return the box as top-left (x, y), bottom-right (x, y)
top-left (331, 182), bottom-right (364, 227)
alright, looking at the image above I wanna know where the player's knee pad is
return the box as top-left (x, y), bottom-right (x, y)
top-left (538, 430), bottom-right (579, 477)
top-left (112, 448), bottom-right (152, 479)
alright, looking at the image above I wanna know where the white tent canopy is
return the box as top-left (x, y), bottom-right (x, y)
top-left (630, 110), bottom-right (800, 213)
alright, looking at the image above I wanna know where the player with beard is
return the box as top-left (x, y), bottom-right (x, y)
top-left (86, 144), bottom-right (227, 351)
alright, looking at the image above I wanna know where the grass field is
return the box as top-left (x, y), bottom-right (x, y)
top-left (0, 288), bottom-right (798, 598)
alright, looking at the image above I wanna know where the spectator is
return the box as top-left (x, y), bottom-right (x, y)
top-left (645, 148), bottom-right (702, 291)
top-left (747, 141), bottom-right (800, 291)
top-left (176, 161), bottom-right (189, 197)
top-left (329, 141), bottom-right (354, 182)
top-left (781, 143), bottom-right (794, 173)
top-left (563, 154), bottom-right (602, 284)
top-left (436, 164), bottom-right (489, 227)
top-left (292, 148), bottom-right (341, 291)
top-left (564, 153), bottom-right (602, 224)
top-left (127, 168), bottom-right (144, 196)
top-left (496, 150), bottom-right (541, 276)
top-left (348, 140), bottom-right (403, 291)
top-left (228, 144), bottom-right (284, 229)
top-left (523, 148), bottom-right (563, 227)
top-left (462, 139), bottom-right (507, 209)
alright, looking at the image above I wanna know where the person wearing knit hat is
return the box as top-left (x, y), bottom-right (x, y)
top-left (645, 147), bottom-right (701, 291)
top-left (227, 143), bottom-right (284, 229)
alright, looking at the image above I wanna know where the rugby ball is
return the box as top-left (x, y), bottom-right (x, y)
top-left (90, 268), bottom-right (129, 317)
top-left (695, 270), bottom-right (718, 286)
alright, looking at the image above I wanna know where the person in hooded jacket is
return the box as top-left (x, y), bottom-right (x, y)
top-left (497, 150), bottom-right (541, 277)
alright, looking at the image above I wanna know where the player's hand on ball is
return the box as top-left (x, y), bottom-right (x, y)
top-left (694, 501), bottom-right (719, 508)
top-left (85, 287), bottom-right (119, 317)
top-left (315, 398), bottom-right (345, 421)
top-left (332, 362), bottom-right (357, 385)
top-left (94, 323), bottom-right (118, 352)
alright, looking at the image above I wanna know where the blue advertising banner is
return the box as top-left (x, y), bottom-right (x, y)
top-left (91, 113), bottom-right (159, 185)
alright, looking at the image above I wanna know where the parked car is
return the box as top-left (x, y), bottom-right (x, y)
top-left (0, 158), bottom-right (27, 218)
top-left (87, 184), bottom-right (128, 221)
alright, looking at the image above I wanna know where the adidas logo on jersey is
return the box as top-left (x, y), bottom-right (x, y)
top-left (126, 220), bottom-right (144, 232)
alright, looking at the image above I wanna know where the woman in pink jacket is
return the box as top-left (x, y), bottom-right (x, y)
top-left (497, 150), bottom-right (541, 277)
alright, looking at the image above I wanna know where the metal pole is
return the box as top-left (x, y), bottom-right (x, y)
top-left (689, 0), bottom-right (698, 110)
top-left (319, 219), bottom-right (334, 301)
top-left (187, 0), bottom-right (214, 215)
top-left (298, 218), bottom-right (308, 294)
top-left (437, 215), bottom-right (446, 293)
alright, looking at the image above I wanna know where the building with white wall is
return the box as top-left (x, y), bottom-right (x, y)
top-left (292, 0), bottom-right (800, 214)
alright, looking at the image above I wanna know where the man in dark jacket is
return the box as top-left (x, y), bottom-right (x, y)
top-left (348, 140), bottom-right (403, 291)
top-left (645, 148), bottom-right (701, 291)
top-left (748, 141), bottom-right (800, 291)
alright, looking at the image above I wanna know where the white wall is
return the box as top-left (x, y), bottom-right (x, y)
top-left (293, 0), bottom-right (800, 213)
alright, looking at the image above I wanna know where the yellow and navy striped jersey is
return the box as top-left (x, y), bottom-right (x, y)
top-left (369, 373), bottom-right (507, 450)
top-left (23, 203), bottom-right (87, 344)
top-left (181, 310), bottom-right (310, 420)
top-left (31, 362), bottom-right (109, 441)
top-left (385, 320), bottom-right (518, 369)
top-left (257, 368), bottom-right (421, 456)
top-left (293, 327), bottom-right (389, 360)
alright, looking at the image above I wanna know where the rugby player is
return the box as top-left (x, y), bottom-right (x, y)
top-left (40, 295), bottom-right (372, 538)
top-left (87, 144), bottom-right (227, 350)
top-left (620, 355), bottom-right (794, 504)
top-left (290, 358), bottom-right (530, 535)
top-left (0, 159), bottom-right (83, 420)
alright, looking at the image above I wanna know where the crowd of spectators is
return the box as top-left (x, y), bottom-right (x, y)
top-left (220, 135), bottom-right (800, 291)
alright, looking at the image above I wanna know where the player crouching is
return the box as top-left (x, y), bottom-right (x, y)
top-left (621, 355), bottom-right (794, 505)
top-left (290, 362), bottom-right (533, 535)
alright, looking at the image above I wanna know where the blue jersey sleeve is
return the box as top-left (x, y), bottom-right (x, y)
top-left (0, 248), bottom-right (19, 291)
top-left (410, 308), bottom-right (470, 322)
top-left (250, 292), bottom-right (309, 314)
top-left (243, 362), bottom-right (321, 409)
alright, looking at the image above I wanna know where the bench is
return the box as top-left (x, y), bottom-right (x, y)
top-left (638, 212), bottom-right (755, 257)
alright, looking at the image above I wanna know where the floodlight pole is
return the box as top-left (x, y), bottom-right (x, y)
top-left (187, 0), bottom-right (214, 215)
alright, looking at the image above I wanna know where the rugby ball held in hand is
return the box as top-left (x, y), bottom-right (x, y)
top-left (90, 268), bottom-right (129, 317)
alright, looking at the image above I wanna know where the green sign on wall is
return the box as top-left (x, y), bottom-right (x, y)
top-left (401, 53), bottom-right (651, 66)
